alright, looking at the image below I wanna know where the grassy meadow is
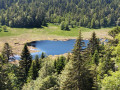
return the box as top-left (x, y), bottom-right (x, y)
top-left (0, 23), bottom-right (113, 38)
top-left (0, 23), bottom-right (113, 54)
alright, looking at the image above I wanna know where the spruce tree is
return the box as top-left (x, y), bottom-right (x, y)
top-left (92, 50), bottom-right (99, 66)
top-left (35, 55), bottom-right (41, 77)
top-left (19, 44), bottom-right (32, 83)
top-left (88, 32), bottom-right (100, 55)
top-left (60, 31), bottom-right (92, 90)
top-left (97, 48), bottom-right (115, 80)
top-left (54, 60), bottom-right (57, 69)
top-left (2, 43), bottom-right (14, 63)
top-left (91, 19), bottom-right (96, 28)
top-left (27, 61), bottom-right (37, 83)
top-left (35, 55), bottom-right (40, 69)
top-left (55, 56), bottom-right (65, 74)
top-left (61, 21), bottom-right (65, 30)
top-left (0, 54), bottom-right (4, 64)
top-left (41, 52), bottom-right (45, 59)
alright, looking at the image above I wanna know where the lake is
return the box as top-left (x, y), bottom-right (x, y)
top-left (15, 39), bottom-right (89, 60)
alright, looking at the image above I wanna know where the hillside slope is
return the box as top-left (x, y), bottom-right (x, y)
top-left (0, 0), bottom-right (120, 28)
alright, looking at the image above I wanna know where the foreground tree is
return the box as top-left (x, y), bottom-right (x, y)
top-left (108, 26), bottom-right (120, 38)
top-left (35, 55), bottom-right (41, 73)
top-left (2, 43), bottom-right (14, 63)
top-left (41, 52), bottom-right (45, 59)
top-left (54, 56), bottom-right (65, 74)
top-left (19, 44), bottom-right (32, 83)
top-left (101, 71), bottom-right (120, 89)
top-left (27, 61), bottom-right (37, 83)
top-left (92, 50), bottom-right (99, 66)
top-left (88, 32), bottom-right (100, 55)
top-left (60, 31), bottom-right (93, 90)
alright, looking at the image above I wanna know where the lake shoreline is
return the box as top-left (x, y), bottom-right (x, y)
top-left (0, 26), bottom-right (112, 56)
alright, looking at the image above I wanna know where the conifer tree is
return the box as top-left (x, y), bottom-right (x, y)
top-left (92, 50), bottom-right (99, 89)
top-left (35, 55), bottom-right (41, 77)
top-left (27, 61), bottom-right (37, 83)
top-left (55, 56), bottom-right (65, 74)
top-left (19, 44), bottom-right (32, 83)
top-left (88, 32), bottom-right (100, 55)
top-left (54, 60), bottom-right (57, 69)
top-left (97, 48), bottom-right (115, 80)
top-left (92, 50), bottom-right (99, 66)
top-left (66, 53), bottom-right (70, 62)
top-left (41, 52), bottom-right (45, 59)
top-left (61, 21), bottom-right (65, 30)
top-left (60, 31), bottom-right (92, 90)
top-left (91, 19), bottom-right (96, 28)
top-left (35, 55), bottom-right (40, 70)
top-left (2, 43), bottom-right (14, 63)
top-left (0, 54), bottom-right (4, 64)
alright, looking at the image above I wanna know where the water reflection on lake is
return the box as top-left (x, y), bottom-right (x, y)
top-left (15, 39), bottom-right (89, 60)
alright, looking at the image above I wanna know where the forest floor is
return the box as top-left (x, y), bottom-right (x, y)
top-left (0, 23), bottom-right (113, 55)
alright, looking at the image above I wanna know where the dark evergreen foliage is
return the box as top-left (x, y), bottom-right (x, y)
top-left (27, 61), bottom-right (37, 82)
top-left (35, 55), bottom-right (41, 77)
top-left (60, 31), bottom-right (93, 90)
top-left (41, 52), bottom-right (45, 59)
top-left (19, 44), bottom-right (32, 83)
top-left (108, 26), bottom-right (120, 38)
top-left (35, 55), bottom-right (40, 71)
top-left (93, 50), bottom-right (99, 66)
top-left (54, 56), bottom-right (65, 74)
top-left (0, 0), bottom-right (120, 28)
top-left (1, 43), bottom-right (14, 63)
top-left (88, 32), bottom-right (100, 55)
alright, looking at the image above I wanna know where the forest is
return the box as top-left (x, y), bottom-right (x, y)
top-left (0, 0), bottom-right (120, 28)
top-left (1, 0), bottom-right (120, 90)
top-left (0, 27), bottom-right (120, 89)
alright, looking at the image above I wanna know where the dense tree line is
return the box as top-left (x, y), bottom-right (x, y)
top-left (0, 0), bottom-right (120, 28)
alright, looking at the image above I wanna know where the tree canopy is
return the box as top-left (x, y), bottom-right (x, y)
top-left (0, 0), bottom-right (120, 28)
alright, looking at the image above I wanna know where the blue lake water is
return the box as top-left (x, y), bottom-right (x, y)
top-left (15, 39), bottom-right (89, 60)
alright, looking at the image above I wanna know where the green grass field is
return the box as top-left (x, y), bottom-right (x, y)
top-left (0, 23), bottom-right (113, 38)
top-left (0, 23), bottom-right (114, 54)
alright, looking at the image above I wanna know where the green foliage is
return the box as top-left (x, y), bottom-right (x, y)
top-left (27, 61), bottom-right (37, 83)
top-left (60, 21), bottom-right (70, 31)
top-left (91, 19), bottom-right (96, 28)
top-left (54, 56), bottom-right (65, 74)
top-left (101, 71), bottom-right (120, 90)
top-left (35, 55), bottom-right (41, 75)
top-left (88, 32), bottom-right (100, 55)
top-left (0, 64), bottom-right (12, 90)
top-left (23, 58), bottom-right (58, 90)
top-left (41, 52), bottom-right (45, 59)
top-left (60, 21), bottom-right (64, 30)
top-left (108, 26), bottom-right (120, 38)
top-left (92, 50), bottom-right (99, 66)
top-left (97, 48), bottom-right (115, 78)
top-left (2, 43), bottom-right (14, 63)
top-left (0, 54), bottom-right (4, 64)
top-left (23, 75), bottom-right (58, 90)
top-left (0, 64), bottom-right (20, 90)
top-left (3, 25), bottom-right (8, 32)
top-left (27, 55), bottom-right (42, 82)
top-left (0, 25), bottom-right (2, 32)
top-left (19, 44), bottom-right (32, 83)
top-left (117, 17), bottom-right (120, 26)
top-left (60, 31), bottom-right (93, 90)
top-left (0, 0), bottom-right (120, 28)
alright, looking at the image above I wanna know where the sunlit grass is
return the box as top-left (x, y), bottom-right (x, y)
top-left (0, 23), bottom-right (114, 38)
